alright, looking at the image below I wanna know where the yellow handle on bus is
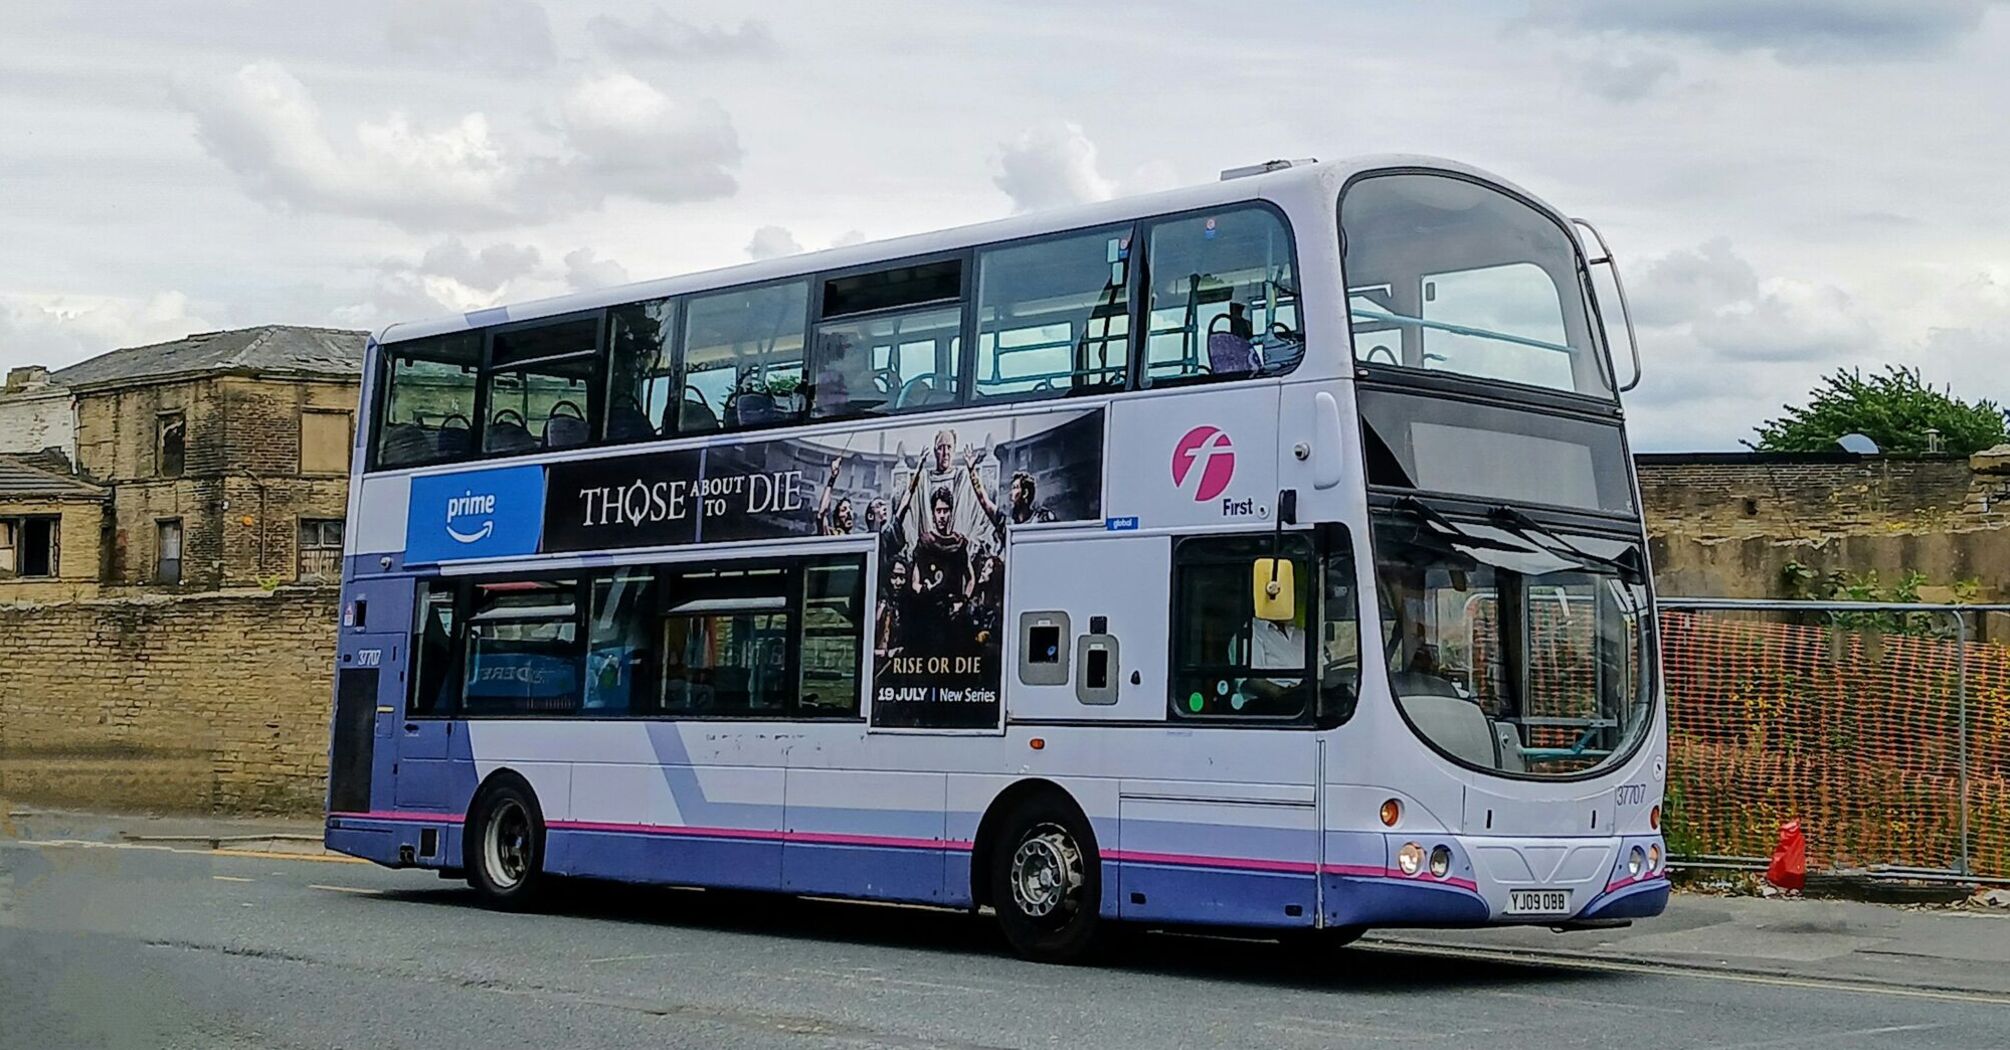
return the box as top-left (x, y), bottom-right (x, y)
top-left (1251, 558), bottom-right (1295, 622)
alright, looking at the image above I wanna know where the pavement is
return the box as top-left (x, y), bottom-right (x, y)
top-left (5, 807), bottom-right (2008, 1048)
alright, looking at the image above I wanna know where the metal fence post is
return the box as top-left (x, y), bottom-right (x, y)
top-left (1958, 609), bottom-right (1972, 877)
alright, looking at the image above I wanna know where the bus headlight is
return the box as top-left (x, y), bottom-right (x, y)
top-left (1627, 846), bottom-right (1645, 877)
top-left (1428, 845), bottom-right (1452, 879)
top-left (1397, 842), bottom-right (1425, 876)
top-left (1648, 843), bottom-right (1662, 872)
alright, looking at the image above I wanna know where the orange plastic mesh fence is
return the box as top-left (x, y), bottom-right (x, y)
top-left (1661, 609), bottom-right (2010, 877)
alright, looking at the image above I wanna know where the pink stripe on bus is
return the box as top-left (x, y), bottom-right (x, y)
top-left (546, 819), bottom-right (973, 852)
top-left (329, 810), bottom-right (465, 824)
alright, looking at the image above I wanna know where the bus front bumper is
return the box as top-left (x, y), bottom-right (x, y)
top-left (1325, 832), bottom-right (1670, 929)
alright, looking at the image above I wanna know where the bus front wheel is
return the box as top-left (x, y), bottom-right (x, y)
top-left (989, 795), bottom-right (1103, 963)
top-left (466, 777), bottom-right (548, 910)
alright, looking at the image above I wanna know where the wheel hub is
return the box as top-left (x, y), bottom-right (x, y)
top-left (484, 799), bottom-right (531, 888)
top-left (1009, 823), bottom-right (1083, 920)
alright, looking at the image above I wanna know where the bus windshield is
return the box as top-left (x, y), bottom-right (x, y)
top-left (1372, 510), bottom-right (1652, 778)
top-left (1342, 172), bottom-right (1612, 398)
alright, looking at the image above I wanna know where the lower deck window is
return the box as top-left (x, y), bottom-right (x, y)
top-left (416, 554), bottom-right (865, 720)
top-left (464, 580), bottom-right (583, 715)
top-left (1168, 529), bottom-right (1361, 723)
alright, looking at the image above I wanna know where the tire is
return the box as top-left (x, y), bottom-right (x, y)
top-left (466, 778), bottom-right (548, 910)
top-left (989, 794), bottom-right (1103, 963)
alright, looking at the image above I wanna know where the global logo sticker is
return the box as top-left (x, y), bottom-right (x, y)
top-left (1171, 425), bottom-right (1235, 502)
top-left (445, 490), bottom-right (497, 544)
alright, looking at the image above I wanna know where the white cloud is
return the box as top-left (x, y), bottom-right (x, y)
top-left (746, 226), bottom-right (803, 261)
top-left (1629, 238), bottom-right (1876, 363)
top-left (556, 72), bottom-right (741, 205)
top-left (993, 121), bottom-right (1117, 213)
top-left (383, 0), bottom-right (558, 74)
top-left (175, 63), bottom-right (740, 232)
top-left (0, 292), bottom-right (216, 370)
top-left (587, 10), bottom-right (778, 61)
top-left (830, 229), bottom-right (869, 249)
top-left (333, 238), bottom-right (552, 327)
top-left (564, 248), bottom-right (630, 292)
top-left (176, 62), bottom-right (546, 230)
top-left (420, 238), bottom-right (541, 290)
top-left (1530, 0), bottom-right (2000, 63)
top-left (1631, 238), bottom-right (1759, 326)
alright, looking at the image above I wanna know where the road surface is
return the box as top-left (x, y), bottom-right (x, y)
top-left (2, 836), bottom-right (2001, 1049)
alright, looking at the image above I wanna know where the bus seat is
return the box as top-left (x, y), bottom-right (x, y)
top-left (606, 401), bottom-right (656, 441)
top-left (731, 392), bottom-right (778, 427)
top-left (381, 423), bottom-right (430, 464)
top-left (1207, 331), bottom-right (1255, 375)
top-left (1398, 692), bottom-right (1499, 768)
top-left (543, 410), bottom-right (590, 450)
top-left (679, 398), bottom-right (718, 432)
top-left (433, 421), bottom-right (473, 457)
top-left (485, 415), bottom-right (536, 453)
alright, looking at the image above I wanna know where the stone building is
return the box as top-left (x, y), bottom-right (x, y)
top-left (0, 449), bottom-right (107, 602)
top-left (0, 325), bottom-right (368, 594)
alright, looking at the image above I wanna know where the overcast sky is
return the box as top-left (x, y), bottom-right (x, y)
top-left (3, 0), bottom-right (2007, 450)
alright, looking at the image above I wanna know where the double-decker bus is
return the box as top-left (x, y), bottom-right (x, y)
top-left (325, 155), bottom-right (1667, 962)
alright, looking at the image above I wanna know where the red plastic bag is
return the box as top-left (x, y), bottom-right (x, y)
top-left (1766, 820), bottom-right (1806, 892)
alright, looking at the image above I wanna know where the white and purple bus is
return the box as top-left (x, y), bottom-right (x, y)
top-left (325, 155), bottom-right (1668, 962)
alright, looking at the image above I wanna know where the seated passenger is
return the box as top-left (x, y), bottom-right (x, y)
top-left (813, 333), bottom-right (878, 417)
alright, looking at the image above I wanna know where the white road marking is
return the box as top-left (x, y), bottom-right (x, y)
top-left (308, 884), bottom-right (383, 896)
top-left (212, 875), bottom-right (255, 883)
top-left (1712, 1022), bottom-right (1952, 1049)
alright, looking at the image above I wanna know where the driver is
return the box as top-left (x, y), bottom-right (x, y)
top-left (1238, 597), bottom-right (1307, 708)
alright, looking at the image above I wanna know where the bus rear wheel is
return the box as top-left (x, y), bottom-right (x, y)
top-left (466, 778), bottom-right (548, 910)
top-left (989, 795), bottom-right (1102, 963)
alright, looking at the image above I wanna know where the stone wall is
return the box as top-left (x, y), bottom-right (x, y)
top-left (1638, 453), bottom-right (2010, 603)
top-left (1637, 454), bottom-right (2007, 539)
top-left (0, 588), bottom-right (336, 815)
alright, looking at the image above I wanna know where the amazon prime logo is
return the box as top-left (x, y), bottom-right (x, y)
top-left (445, 491), bottom-right (497, 544)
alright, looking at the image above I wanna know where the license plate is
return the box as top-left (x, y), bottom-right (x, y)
top-left (1507, 889), bottom-right (1571, 915)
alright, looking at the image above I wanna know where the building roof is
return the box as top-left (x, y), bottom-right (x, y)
top-left (52, 325), bottom-right (367, 390)
top-left (0, 450), bottom-right (105, 500)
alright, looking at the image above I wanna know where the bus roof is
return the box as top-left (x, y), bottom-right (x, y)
top-left (373, 153), bottom-right (1549, 347)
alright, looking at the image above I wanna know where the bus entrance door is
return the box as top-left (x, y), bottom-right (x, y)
top-left (384, 626), bottom-right (455, 811)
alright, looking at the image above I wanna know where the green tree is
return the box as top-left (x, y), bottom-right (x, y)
top-left (1753, 365), bottom-right (2008, 455)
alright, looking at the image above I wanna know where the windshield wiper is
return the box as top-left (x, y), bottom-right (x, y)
top-left (1487, 505), bottom-right (1644, 582)
top-left (1387, 497), bottom-right (1533, 554)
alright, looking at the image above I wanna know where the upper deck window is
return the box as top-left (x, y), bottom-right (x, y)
top-left (483, 315), bottom-right (601, 455)
top-left (974, 227), bottom-right (1132, 401)
top-left (378, 332), bottom-right (480, 468)
top-left (606, 298), bottom-right (677, 442)
top-left (1143, 207), bottom-right (1302, 386)
top-left (1342, 173), bottom-right (1611, 398)
top-left (679, 281), bottom-right (810, 433)
top-left (810, 260), bottom-right (964, 419)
